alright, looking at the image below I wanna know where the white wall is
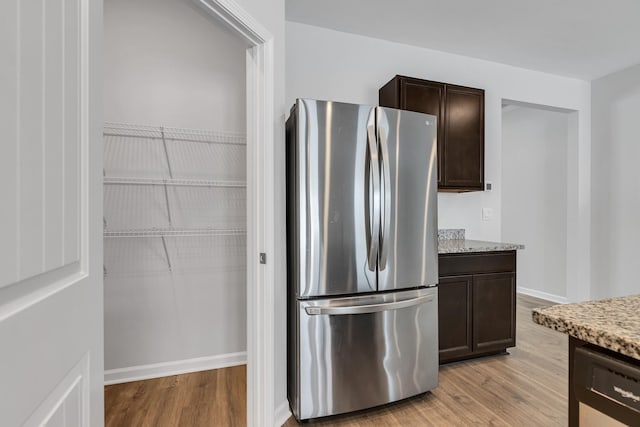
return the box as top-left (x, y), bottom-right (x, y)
top-left (502, 106), bottom-right (569, 302)
top-left (104, 0), bottom-right (247, 130)
top-left (286, 21), bottom-right (592, 303)
top-left (104, 0), bottom-right (247, 373)
top-left (591, 64), bottom-right (640, 298)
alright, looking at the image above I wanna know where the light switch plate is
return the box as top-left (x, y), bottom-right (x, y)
top-left (482, 207), bottom-right (493, 221)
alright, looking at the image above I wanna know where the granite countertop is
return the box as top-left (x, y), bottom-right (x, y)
top-left (532, 295), bottom-right (640, 361)
top-left (437, 229), bottom-right (524, 254)
top-left (438, 239), bottom-right (524, 254)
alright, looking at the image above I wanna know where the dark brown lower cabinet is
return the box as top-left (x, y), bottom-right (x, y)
top-left (473, 273), bottom-right (516, 353)
top-left (438, 251), bottom-right (516, 364)
top-left (438, 275), bottom-right (472, 361)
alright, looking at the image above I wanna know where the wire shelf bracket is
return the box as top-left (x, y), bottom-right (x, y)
top-left (161, 236), bottom-right (172, 272)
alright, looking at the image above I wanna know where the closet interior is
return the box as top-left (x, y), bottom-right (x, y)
top-left (103, 0), bottom-right (248, 384)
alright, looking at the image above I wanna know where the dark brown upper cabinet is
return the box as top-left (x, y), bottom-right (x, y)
top-left (379, 75), bottom-right (485, 192)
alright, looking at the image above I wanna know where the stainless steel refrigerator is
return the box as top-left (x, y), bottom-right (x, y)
top-left (286, 98), bottom-right (439, 421)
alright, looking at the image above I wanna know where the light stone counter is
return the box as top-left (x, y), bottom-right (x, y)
top-left (438, 239), bottom-right (524, 254)
top-left (437, 229), bottom-right (524, 254)
top-left (532, 295), bottom-right (640, 361)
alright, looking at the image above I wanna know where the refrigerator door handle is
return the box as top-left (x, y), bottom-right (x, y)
top-left (377, 108), bottom-right (392, 270)
top-left (305, 294), bottom-right (434, 316)
top-left (365, 111), bottom-right (380, 271)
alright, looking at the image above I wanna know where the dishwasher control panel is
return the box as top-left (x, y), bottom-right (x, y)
top-left (574, 345), bottom-right (640, 425)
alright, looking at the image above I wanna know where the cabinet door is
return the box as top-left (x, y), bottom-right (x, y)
top-left (443, 85), bottom-right (484, 190)
top-left (438, 275), bottom-right (473, 362)
top-left (472, 272), bottom-right (515, 353)
top-left (399, 77), bottom-right (445, 186)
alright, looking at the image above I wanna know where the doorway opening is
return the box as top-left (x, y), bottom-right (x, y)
top-left (501, 101), bottom-right (577, 303)
top-left (102, 0), bottom-right (275, 424)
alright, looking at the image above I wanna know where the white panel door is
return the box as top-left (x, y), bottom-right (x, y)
top-left (0, 0), bottom-right (103, 425)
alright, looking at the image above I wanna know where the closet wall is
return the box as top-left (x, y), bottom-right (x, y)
top-left (104, 0), bottom-right (246, 130)
top-left (103, 0), bottom-right (247, 377)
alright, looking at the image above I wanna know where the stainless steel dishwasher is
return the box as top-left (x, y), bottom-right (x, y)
top-left (573, 345), bottom-right (640, 426)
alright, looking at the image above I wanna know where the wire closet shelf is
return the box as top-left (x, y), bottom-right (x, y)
top-left (103, 123), bottom-right (247, 274)
top-left (104, 228), bottom-right (246, 238)
top-left (103, 122), bottom-right (246, 188)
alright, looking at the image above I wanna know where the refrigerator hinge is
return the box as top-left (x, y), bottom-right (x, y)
top-left (259, 252), bottom-right (267, 264)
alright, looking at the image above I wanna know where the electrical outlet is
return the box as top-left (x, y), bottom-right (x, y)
top-left (485, 182), bottom-right (493, 191)
top-left (482, 207), bottom-right (493, 221)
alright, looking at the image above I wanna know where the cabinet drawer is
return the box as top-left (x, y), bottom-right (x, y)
top-left (439, 251), bottom-right (516, 277)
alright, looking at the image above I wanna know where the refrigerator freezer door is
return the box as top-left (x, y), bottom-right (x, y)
top-left (291, 99), bottom-right (377, 298)
top-left (292, 287), bottom-right (439, 420)
top-left (377, 107), bottom-right (438, 291)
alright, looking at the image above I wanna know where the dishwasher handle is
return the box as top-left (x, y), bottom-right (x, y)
top-left (305, 294), bottom-right (434, 316)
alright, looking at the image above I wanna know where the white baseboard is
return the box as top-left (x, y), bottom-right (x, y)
top-left (104, 352), bottom-right (247, 385)
top-left (274, 400), bottom-right (292, 427)
top-left (518, 287), bottom-right (567, 304)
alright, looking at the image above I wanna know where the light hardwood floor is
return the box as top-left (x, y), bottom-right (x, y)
top-left (105, 365), bottom-right (246, 427)
top-left (105, 294), bottom-right (567, 427)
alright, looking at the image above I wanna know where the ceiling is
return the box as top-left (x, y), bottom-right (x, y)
top-left (286, 0), bottom-right (640, 80)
